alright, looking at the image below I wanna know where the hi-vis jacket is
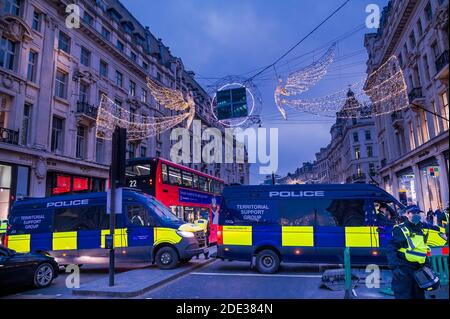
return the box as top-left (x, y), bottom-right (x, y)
top-left (386, 221), bottom-right (434, 269)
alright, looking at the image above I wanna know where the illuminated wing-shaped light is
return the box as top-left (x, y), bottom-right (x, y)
top-left (284, 43), bottom-right (336, 96)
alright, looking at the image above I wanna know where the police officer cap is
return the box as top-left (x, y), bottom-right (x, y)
top-left (405, 205), bottom-right (423, 215)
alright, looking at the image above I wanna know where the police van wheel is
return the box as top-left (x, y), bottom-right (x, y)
top-left (33, 263), bottom-right (55, 288)
top-left (155, 247), bottom-right (179, 269)
top-left (255, 250), bottom-right (280, 274)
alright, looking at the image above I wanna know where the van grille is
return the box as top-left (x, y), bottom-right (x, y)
top-left (194, 230), bottom-right (206, 247)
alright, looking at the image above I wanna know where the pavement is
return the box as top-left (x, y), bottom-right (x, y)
top-left (72, 256), bottom-right (216, 297)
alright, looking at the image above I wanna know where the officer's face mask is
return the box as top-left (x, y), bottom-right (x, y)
top-left (411, 214), bottom-right (421, 225)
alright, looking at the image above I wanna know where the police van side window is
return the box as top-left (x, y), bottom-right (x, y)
top-left (126, 205), bottom-right (156, 227)
top-left (315, 199), bottom-right (366, 227)
top-left (279, 200), bottom-right (315, 226)
top-left (220, 199), bottom-right (278, 225)
top-left (9, 211), bottom-right (53, 234)
top-left (53, 206), bottom-right (102, 232)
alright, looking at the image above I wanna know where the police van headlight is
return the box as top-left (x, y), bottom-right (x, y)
top-left (176, 231), bottom-right (195, 238)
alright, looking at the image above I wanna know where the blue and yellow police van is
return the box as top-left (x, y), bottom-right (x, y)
top-left (4, 190), bottom-right (207, 269)
top-left (216, 184), bottom-right (447, 273)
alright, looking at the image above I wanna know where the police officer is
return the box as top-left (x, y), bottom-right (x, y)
top-left (386, 205), bottom-right (431, 299)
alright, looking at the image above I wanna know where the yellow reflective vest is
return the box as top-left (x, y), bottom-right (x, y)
top-left (397, 226), bottom-right (430, 264)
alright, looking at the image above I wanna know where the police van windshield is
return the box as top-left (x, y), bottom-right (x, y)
top-left (143, 194), bottom-right (180, 223)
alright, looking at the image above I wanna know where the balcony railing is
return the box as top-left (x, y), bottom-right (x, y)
top-left (76, 101), bottom-right (98, 119)
top-left (0, 127), bottom-right (19, 145)
top-left (435, 50), bottom-right (449, 74)
top-left (408, 87), bottom-right (423, 102)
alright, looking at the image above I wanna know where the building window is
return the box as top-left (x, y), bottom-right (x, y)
top-left (129, 107), bottom-right (136, 122)
top-left (27, 50), bottom-right (38, 82)
top-left (141, 88), bottom-right (147, 103)
top-left (369, 163), bottom-right (376, 176)
top-left (58, 31), bottom-right (71, 54)
top-left (99, 60), bottom-right (108, 77)
top-left (409, 31), bottom-right (416, 48)
top-left (441, 92), bottom-right (449, 131)
top-left (129, 80), bottom-right (136, 96)
top-left (431, 101), bottom-right (441, 135)
top-left (76, 125), bottom-right (86, 159)
top-left (115, 70), bottom-right (123, 87)
top-left (140, 146), bottom-right (147, 157)
top-left (408, 121), bottom-right (416, 150)
top-left (101, 27), bottom-right (110, 41)
top-left (403, 43), bottom-right (408, 56)
top-left (79, 82), bottom-right (89, 103)
top-left (416, 115), bottom-right (424, 145)
top-left (116, 40), bottom-right (124, 51)
top-left (142, 61), bottom-right (148, 70)
top-left (398, 53), bottom-right (404, 68)
top-left (83, 11), bottom-right (94, 26)
top-left (55, 70), bottom-right (68, 99)
top-left (127, 143), bottom-right (136, 159)
top-left (156, 150), bottom-right (161, 158)
top-left (367, 146), bottom-right (373, 158)
top-left (0, 37), bottom-right (16, 70)
top-left (353, 132), bottom-right (359, 143)
top-left (21, 103), bottom-right (32, 145)
top-left (130, 51), bottom-right (137, 62)
top-left (96, 138), bottom-right (105, 163)
top-left (416, 19), bottom-right (423, 37)
top-left (32, 9), bottom-right (41, 32)
top-left (423, 55), bottom-right (431, 82)
top-left (354, 147), bottom-right (361, 159)
top-left (364, 130), bottom-right (371, 140)
top-left (420, 111), bottom-right (430, 142)
top-left (424, 2), bottom-right (433, 22)
top-left (356, 164), bottom-right (362, 176)
top-left (431, 41), bottom-right (440, 59)
top-left (51, 117), bottom-right (64, 152)
top-left (80, 46), bottom-right (91, 67)
top-left (2, 0), bottom-right (21, 16)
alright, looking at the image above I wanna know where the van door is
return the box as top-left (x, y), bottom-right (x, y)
top-left (122, 203), bottom-right (155, 261)
top-left (314, 198), bottom-right (375, 264)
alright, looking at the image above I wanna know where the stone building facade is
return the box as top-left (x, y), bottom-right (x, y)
top-left (364, 0), bottom-right (449, 210)
top-left (0, 0), bottom-right (249, 221)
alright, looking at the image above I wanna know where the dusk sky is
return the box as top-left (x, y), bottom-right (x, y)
top-left (122, 0), bottom-right (388, 184)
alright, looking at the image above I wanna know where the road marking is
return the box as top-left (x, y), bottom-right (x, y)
top-left (191, 272), bottom-right (322, 278)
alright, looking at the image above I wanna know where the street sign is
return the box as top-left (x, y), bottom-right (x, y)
top-left (107, 188), bottom-right (123, 215)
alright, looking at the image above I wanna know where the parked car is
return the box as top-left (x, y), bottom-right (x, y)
top-left (0, 245), bottom-right (59, 291)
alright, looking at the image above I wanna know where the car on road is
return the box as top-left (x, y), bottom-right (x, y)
top-left (0, 245), bottom-right (59, 291)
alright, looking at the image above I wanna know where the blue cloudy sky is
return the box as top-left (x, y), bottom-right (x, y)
top-left (122, 0), bottom-right (388, 184)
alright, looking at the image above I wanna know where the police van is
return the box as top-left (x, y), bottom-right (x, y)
top-left (5, 190), bottom-right (208, 269)
top-left (216, 184), bottom-right (447, 273)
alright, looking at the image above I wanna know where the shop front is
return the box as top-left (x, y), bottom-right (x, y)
top-left (418, 157), bottom-right (443, 212)
top-left (0, 163), bottom-right (30, 220)
top-left (46, 172), bottom-right (106, 196)
top-left (396, 167), bottom-right (417, 206)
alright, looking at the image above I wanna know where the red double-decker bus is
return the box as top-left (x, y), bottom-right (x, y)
top-left (125, 157), bottom-right (224, 244)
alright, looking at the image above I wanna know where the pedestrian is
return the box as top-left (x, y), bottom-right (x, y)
top-left (386, 205), bottom-right (431, 299)
top-left (426, 208), bottom-right (434, 224)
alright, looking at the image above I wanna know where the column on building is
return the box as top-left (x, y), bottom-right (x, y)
top-left (436, 153), bottom-right (449, 206)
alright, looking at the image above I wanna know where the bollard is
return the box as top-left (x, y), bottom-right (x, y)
top-left (344, 247), bottom-right (352, 299)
